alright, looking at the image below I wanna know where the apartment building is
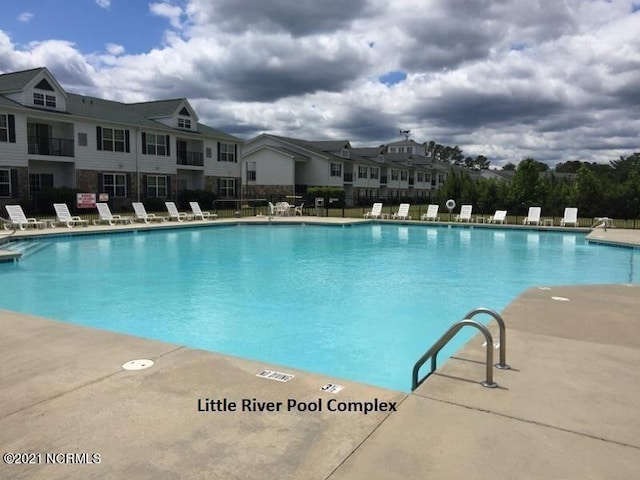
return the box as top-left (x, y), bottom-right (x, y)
top-left (0, 67), bottom-right (242, 210)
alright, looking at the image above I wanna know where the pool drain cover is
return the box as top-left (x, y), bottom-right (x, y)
top-left (122, 359), bottom-right (154, 371)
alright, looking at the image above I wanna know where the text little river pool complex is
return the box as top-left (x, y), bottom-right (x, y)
top-left (197, 397), bottom-right (397, 415)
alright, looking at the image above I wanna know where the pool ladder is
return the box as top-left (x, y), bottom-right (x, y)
top-left (411, 308), bottom-right (510, 391)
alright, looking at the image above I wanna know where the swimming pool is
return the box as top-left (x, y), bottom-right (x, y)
top-left (1, 224), bottom-right (638, 391)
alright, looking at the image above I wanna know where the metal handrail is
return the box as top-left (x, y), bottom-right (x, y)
top-left (463, 308), bottom-right (510, 370)
top-left (411, 309), bottom-right (510, 391)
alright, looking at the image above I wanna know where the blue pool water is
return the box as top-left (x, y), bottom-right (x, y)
top-left (0, 224), bottom-right (638, 391)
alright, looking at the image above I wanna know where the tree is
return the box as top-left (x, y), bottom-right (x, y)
top-left (502, 162), bottom-right (516, 171)
top-left (509, 158), bottom-right (542, 213)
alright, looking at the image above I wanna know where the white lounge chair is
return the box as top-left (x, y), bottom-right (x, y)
top-left (364, 202), bottom-right (383, 219)
top-left (190, 202), bottom-right (217, 220)
top-left (560, 207), bottom-right (578, 227)
top-left (392, 203), bottom-right (412, 220)
top-left (53, 203), bottom-right (88, 228)
top-left (165, 201), bottom-right (191, 221)
top-left (523, 206), bottom-right (542, 225)
top-left (132, 202), bottom-right (168, 223)
top-left (455, 205), bottom-right (473, 222)
top-left (293, 203), bottom-right (305, 216)
top-left (95, 203), bottom-right (134, 225)
top-left (4, 205), bottom-right (46, 230)
top-left (421, 204), bottom-right (440, 221)
top-left (488, 210), bottom-right (507, 224)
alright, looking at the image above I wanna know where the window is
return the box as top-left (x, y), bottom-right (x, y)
top-left (103, 173), bottom-right (127, 198)
top-left (218, 143), bottom-right (236, 162)
top-left (178, 117), bottom-right (191, 129)
top-left (219, 178), bottom-right (236, 198)
top-left (33, 92), bottom-right (56, 108)
top-left (0, 114), bottom-right (7, 142)
top-left (391, 169), bottom-right (399, 181)
top-left (98, 127), bottom-right (128, 152)
top-left (29, 173), bottom-right (54, 193)
top-left (417, 172), bottom-right (424, 182)
top-left (370, 167), bottom-right (379, 179)
top-left (358, 166), bottom-right (368, 179)
top-left (0, 169), bottom-right (10, 197)
top-left (146, 175), bottom-right (168, 197)
top-left (145, 134), bottom-right (167, 156)
top-left (78, 132), bottom-right (88, 147)
top-left (341, 148), bottom-right (350, 158)
top-left (425, 173), bottom-right (432, 185)
top-left (330, 162), bottom-right (342, 177)
top-left (206, 147), bottom-right (212, 158)
top-left (246, 162), bottom-right (256, 181)
top-left (438, 173), bottom-right (447, 185)
top-left (401, 171), bottom-right (408, 181)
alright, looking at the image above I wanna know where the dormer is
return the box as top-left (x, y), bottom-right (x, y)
top-left (140, 99), bottom-right (199, 132)
top-left (0, 67), bottom-right (68, 111)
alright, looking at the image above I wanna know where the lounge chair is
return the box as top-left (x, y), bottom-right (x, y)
top-left (421, 204), bottom-right (440, 221)
top-left (455, 205), bottom-right (473, 222)
top-left (3, 205), bottom-right (47, 230)
top-left (523, 206), bottom-right (541, 225)
top-left (95, 203), bottom-right (134, 225)
top-left (364, 202), bottom-right (383, 219)
top-left (165, 201), bottom-right (191, 221)
top-left (53, 203), bottom-right (89, 228)
top-left (132, 202), bottom-right (168, 223)
top-left (293, 203), bottom-right (305, 216)
top-left (392, 203), bottom-right (412, 220)
top-left (560, 207), bottom-right (578, 227)
top-left (488, 210), bottom-right (507, 224)
top-left (190, 202), bottom-right (217, 220)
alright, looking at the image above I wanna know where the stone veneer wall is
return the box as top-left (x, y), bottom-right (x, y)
top-left (242, 185), bottom-right (294, 200)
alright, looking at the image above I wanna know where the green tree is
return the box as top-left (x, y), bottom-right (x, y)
top-left (509, 158), bottom-right (542, 214)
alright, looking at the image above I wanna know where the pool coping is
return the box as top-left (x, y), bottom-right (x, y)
top-left (1, 283), bottom-right (639, 479)
top-left (2, 215), bottom-right (637, 262)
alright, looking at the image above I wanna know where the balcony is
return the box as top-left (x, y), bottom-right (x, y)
top-left (28, 136), bottom-right (74, 157)
top-left (177, 151), bottom-right (204, 166)
top-left (380, 176), bottom-right (388, 185)
top-left (344, 173), bottom-right (353, 183)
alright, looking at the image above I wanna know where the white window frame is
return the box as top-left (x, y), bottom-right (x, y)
top-left (33, 92), bottom-right (45, 106)
top-left (330, 162), bottom-right (342, 177)
top-left (358, 166), bottom-right (368, 179)
top-left (145, 134), bottom-right (167, 156)
top-left (103, 173), bottom-right (127, 198)
top-left (146, 175), bottom-right (168, 197)
top-left (219, 143), bottom-right (236, 162)
top-left (102, 127), bottom-right (126, 152)
top-left (391, 169), bottom-right (399, 181)
top-left (0, 114), bottom-right (7, 142)
top-left (370, 167), bottom-right (379, 180)
top-left (246, 162), bottom-right (256, 182)
top-left (177, 117), bottom-right (191, 129)
top-left (219, 178), bottom-right (236, 198)
top-left (45, 95), bottom-right (56, 108)
top-left (0, 169), bottom-right (10, 197)
top-left (401, 170), bottom-right (408, 181)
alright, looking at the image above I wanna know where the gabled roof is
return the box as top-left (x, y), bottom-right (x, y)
top-left (307, 140), bottom-right (350, 152)
top-left (128, 98), bottom-right (199, 122)
top-left (0, 68), bottom-right (45, 93)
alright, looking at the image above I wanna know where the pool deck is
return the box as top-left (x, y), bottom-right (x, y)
top-left (1, 218), bottom-right (639, 479)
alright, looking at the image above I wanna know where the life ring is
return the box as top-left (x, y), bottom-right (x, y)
top-left (446, 199), bottom-right (456, 211)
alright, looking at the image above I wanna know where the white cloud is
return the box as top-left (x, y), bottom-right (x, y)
top-left (1, 0), bottom-right (639, 166)
top-left (17, 12), bottom-right (34, 23)
top-left (95, 0), bottom-right (111, 9)
top-left (149, 2), bottom-right (184, 30)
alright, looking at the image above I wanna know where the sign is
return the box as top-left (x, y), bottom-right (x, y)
top-left (76, 193), bottom-right (96, 209)
top-left (98, 193), bottom-right (109, 201)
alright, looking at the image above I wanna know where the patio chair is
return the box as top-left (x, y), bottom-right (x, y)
top-left (488, 210), bottom-right (507, 224)
top-left (364, 202), bottom-right (383, 219)
top-left (455, 205), bottom-right (473, 222)
top-left (165, 201), bottom-right (191, 221)
top-left (53, 203), bottom-right (89, 228)
top-left (523, 206), bottom-right (541, 225)
top-left (560, 207), bottom-right (578, 227)
top-left (421, 204), bottom-right (440, 221)
top-left (132, 202), bottom-right (168, 223)
top-left (190, 202), bottom-right (217, 220)
top-left (392, 203), bottom-right (412, 220)
top-left (3, 205), bottom-right (47, 230)
top-left (275, 202), bottom-right (291, 216)
top-left (95, 203), bottom-right (134, 226)
top-left (293, 203), bottom-right (305, 216)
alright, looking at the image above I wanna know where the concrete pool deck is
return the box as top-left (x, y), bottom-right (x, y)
top-left (0, 218), bottom-right (639, 479)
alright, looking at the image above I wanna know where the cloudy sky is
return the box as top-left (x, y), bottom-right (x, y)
top-left (1, 0), bottom-right (639, 167)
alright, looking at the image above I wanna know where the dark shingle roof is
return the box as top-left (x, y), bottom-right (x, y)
top-left (0, 68), bottom-right (44, 92)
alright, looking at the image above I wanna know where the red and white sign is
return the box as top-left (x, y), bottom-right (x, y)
top-left (76, 193), bottom-right (97, 209)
